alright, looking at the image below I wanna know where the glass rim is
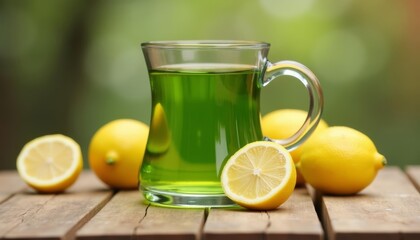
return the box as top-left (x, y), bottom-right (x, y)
top-left (141, 40), bottom-right (270, 49)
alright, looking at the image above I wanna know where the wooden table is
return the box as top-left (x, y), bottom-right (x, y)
top-left (0, 166), bottom-right (419, 240)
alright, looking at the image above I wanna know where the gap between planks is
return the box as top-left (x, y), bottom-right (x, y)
top-left (2, 167), bottom-right (419, 240)
top-left (77, 191), bottom-right (206, 240)
top-left (311, 166), bottom-right (420, 240)
top-left (75, 166), bottom-right (419, 240)
top-left (77, 186), bottom-right (323, 240)
top-left (204, 187), bottom-right (323, 240)
top-left (406, 165), bottom-right (420, 192)
top-left (0, 171), bottom-right (114, 240)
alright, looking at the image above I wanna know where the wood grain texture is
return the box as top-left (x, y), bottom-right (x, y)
top-left (320, 167), bottom-right (420, 240)
top-left (204, 208), bottom-right (269, 240)
top-left (77, 191), bottom-right (205, 240)
top-left (0, 171), bottom-right (112, 239)
top-left (2, 168), bottom-right (420, 240)
top-left (0, 171), bottom-right (27, 203)
top-left (266, 188), bottom-right (323, 240)
top-left (204, 188), bottom-right (323, 240)
top-left (406, 165), bottom-right (420, 192)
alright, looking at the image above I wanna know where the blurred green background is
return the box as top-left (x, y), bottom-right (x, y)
top-left (1, 0), bottom-right (420, 170)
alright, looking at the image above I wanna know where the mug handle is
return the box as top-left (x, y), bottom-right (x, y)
top-left (262, 60), bottom-right (324, 151)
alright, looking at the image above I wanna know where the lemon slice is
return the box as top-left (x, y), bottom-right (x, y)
top-left (221, 141), bottom-right (296, 210)
top-left (17, 134), bottom-right (83, 193)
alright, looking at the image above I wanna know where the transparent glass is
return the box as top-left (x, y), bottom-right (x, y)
top-left (140, 40), bottom-right (323, 208)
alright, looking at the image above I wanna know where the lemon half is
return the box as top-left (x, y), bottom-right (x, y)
top-left (221, 141), bottom-right (296, 210)
top-left (16, 134), bottom-right (83, 193)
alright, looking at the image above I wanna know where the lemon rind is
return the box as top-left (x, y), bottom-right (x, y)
top-left (221, 141), bottom-right (294, 205)
top-left (16, 134), bottom-right (82, 188)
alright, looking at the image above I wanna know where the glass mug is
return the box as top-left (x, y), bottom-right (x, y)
top-left (139, 41), bottom-right (323, 208)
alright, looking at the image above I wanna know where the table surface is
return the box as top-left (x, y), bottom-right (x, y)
top-left (0, 166), bottom-right (419, 240)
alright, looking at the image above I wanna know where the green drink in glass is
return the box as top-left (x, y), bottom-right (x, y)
top-left (140, 41), bottom-right (323, 208)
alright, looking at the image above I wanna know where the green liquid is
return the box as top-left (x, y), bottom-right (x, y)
top-left (140, 64), bottom-right (263, 203)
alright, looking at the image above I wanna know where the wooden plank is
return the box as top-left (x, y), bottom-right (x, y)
top-left (203, 188), bottom-right (323, 240)
top-left (77, 191), bottom-right (205, 240)
top-left (0, 171), bottom-right (27, 203)
top-left (267, 188), bottom-right (323, 240)
top-left (319, 167), bottom-right (420, 240)
top-left (406, 165), bottom-right (420, 192)
top-left (0, 171), bottom-right (112, 240)
top-left (204, 208), bottom-right (268, 240)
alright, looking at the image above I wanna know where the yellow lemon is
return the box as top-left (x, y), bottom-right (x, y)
top-left (221, 141), bottom-right (296, 210)
top-left (298, 126), bottom-right (386, 195)
top-left (89, 119), bottom-right (149, 189)
top-left (16, 134), bottom-right (83, 193)
top-left (261, 109), bottom-right (328, 184)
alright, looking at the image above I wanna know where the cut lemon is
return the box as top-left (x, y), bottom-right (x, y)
top-left (221, 141), bottom-right (296, 210)
top-left (16, 134), bottom-right (83, 193)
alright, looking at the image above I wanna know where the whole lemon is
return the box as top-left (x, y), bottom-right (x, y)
top-left (298, 126), bottom-right (386, 195)
top-left (89, 119), bottom-right (149, 189)
top-left (261, 109), bottom-right (328, 184)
